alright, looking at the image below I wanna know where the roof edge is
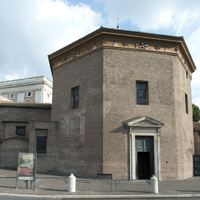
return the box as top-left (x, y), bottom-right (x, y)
top-left (48, 26), bottom-right (184, 59)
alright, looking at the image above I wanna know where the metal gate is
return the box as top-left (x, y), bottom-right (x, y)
top-left (194, 155), bottom-right (200, 176)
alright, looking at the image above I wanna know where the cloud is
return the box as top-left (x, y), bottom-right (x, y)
top-left (100, 0), bottom-right (200, 106)
top-left (101, 0), bottom-right (200, 36)
top-left (0, 0), bottom-right (199, 106)
top-left (0, 0), bottom-right (103, 81)
top-left (185, 27), bottom-right (200, 107)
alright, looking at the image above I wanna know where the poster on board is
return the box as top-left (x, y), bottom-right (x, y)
top-left (16, 152), bottom-right (37, 189)
top-left (18, 153), bottom-right (35, 179)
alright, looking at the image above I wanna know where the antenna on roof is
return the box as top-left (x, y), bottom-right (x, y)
top-left (117, 18), bottom-right (119, 29)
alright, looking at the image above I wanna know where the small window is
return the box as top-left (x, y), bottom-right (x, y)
top-left (36, 136), bottom-right (47, 153)
top-left (136, 81), bottom-right (148, 105)
top-left (185, 93), bottom-right (188, 114)
top-left (198, 132), bottom-right (200, 142)
top-left (16, 126), bottom-right (26, 137)
top-left (186, 71), bottom-right (188, 79)
top-left (47, 93), bottom-right (50, 98)
top-left (10, 94), bottom-right (15, 99)
top-left (27, 92), bottom-right (32, 97)
top-left (71, 86), bottom-right (79, 109)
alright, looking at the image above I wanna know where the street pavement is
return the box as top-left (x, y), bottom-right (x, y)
top-left (0, 169), bottom-right (200, 199)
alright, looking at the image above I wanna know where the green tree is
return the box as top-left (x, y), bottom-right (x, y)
top-left (192, 104), bottom-right (200, 122)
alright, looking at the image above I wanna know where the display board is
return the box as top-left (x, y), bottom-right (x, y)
top-left (16, 152), bottom-right (37, 189)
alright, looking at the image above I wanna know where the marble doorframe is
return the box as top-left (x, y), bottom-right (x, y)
top-left (126, 116), bottom-right (164, 181)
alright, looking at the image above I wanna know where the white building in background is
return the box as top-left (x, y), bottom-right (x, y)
top-left (0, 76), bottom-right (52, 103)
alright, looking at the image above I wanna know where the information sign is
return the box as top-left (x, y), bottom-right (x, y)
top-left (16, 152), bottom-right (37, 190)
top-left (18, 153), bottom-right (35, 178)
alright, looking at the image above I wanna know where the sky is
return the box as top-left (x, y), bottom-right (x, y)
top-left (0, 0), bottom-right (200, 107)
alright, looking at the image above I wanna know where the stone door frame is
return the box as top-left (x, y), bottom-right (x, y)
top-left (135, 136), bottom-right (154, 179)
top-left (126, 116), bottom-right (164, 181)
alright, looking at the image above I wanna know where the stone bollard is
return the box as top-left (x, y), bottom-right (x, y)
top-left (150, 175), bottom-right (158, 193)
top-left (68, 173), bottom-right (76, 192)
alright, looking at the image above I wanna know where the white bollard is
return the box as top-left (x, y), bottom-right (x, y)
top-left (68, 173), bottom-right (76, 192)
top-left (150, 175), bottom-right (158, 193)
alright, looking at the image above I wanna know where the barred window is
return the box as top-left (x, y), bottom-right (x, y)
top-left (185, 93), bottom-right (188, 114)
top-left (198, 132), bottom-right (200, 142)
top-left (136, 81), bottom-right (148, 105)
top-left (16, 126), bottom-right (26, 137)
top-left (71, 86), bottom-right (79, 109)
top-left (36, 137), bottom-right (47, 153)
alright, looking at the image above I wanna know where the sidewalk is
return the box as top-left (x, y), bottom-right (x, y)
top-left (0, 169), bottom-right (200, 198)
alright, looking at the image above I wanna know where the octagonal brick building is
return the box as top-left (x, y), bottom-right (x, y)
top-left (48, 27), bottom-right (196, 180)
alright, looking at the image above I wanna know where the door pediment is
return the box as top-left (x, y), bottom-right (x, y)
top-left (127, 116), bottom-right (163, 181)
top-left (126, 116), bottom-right (164, 128)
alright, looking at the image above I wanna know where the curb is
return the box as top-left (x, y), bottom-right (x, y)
top-left (1, 193), bottom-right (200, 199)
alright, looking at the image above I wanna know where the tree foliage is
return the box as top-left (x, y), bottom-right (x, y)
top-left (192, 104), bottom-right (200, 122)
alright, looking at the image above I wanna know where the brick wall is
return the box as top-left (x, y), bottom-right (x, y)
top-left (51, 50), bottom-right (104, 177)
top-left (51, 46), bottom-right (194, 179)
top-left (0, 104), bottom-right (52, 169)
top-left (102, 48), bottom-right (194, 179)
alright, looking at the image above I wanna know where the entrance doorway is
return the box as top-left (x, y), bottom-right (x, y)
top-left (136, 136), bottom-right (154, 179)
top-left (138, 152), bottom-right (150, 179)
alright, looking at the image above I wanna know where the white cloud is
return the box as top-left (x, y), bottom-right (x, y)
top-left (100, 0), bottom-right (200, 106)
top-left (0, 0), bottom-right (103, 81)
top-left (186, 27), bottom-right (200, 106)
top-left (101, 0), bottom-right (200, 36)
top-left (0, 0), bottom-right (199, 106)
top-left (192, 84), bottom-right (200, 108)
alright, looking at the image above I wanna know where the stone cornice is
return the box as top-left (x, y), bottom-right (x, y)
top-left (0, 76), bottom-right (52, 90)
top-left (48, 27), bottom-right (196, 77)
top-left (48, 27), bottom-right (184, 58)
top-left (0, 102), bottom-right (52, 109)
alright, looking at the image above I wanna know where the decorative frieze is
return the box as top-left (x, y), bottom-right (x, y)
top-left (174, 46), bottom-right (179, 52)
top-left (72, 50), bottom-right (80, 59)
top-left (85, 47), bottom-right (89, 53)
top-left (51, 37), bottom-right (192, 79)
top-left (101, 39), bottom-right (106, 45)
top-left (113, 40), bottom-right (118, 47)
top-left (164, 44), bottom-right (168, 52)
top-left (93, 43), bottom-right (96, 50)
top-left (122, 41), bottom-right (128, 47)
top-left (135, 41), bottom-right (148, 50)
top-left (154, 45), bottom-right (160, 50)
top-left (18, 91), bottom-right (25, 93)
